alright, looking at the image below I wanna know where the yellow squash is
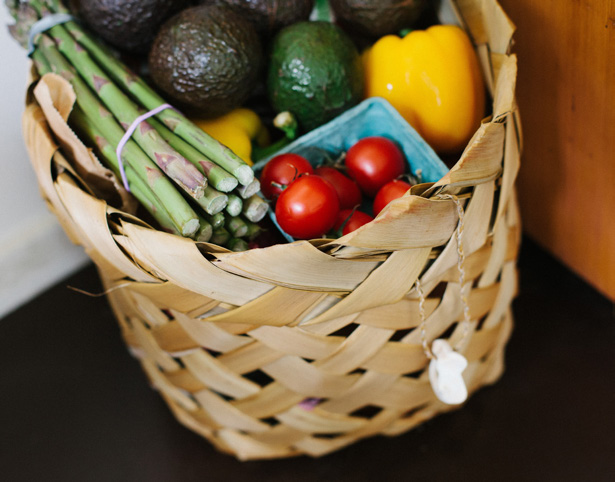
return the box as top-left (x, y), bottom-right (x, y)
top-left (193, 108), bottom-right (269, 166)
top-left (363, 25), bottom-right (485, 154)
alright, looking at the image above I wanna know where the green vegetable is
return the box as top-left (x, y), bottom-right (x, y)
top-left (70, 105), bottom-right (187, 236)
top-left (225, 194), bottom-right (243, 217)
top-left (56, 6), bottom-right (254, 186)
top-left (228, 238), bottom-right (249, 252)
top-left (35, 35), bottom-right (200, 236)
top-left (225, 216), bottom-right (249, 238)
top-left (34, 2), bottom-right (208, 200)
top-left (242, 195), bottom-right (269, 223)
top-left (7, 0), bottom-right (265, 246)
top-left (268, 21), bottom-right (364, 131)
top-left (210, 227), bottom-right (231, 246)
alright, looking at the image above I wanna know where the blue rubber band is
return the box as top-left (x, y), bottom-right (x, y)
top-left (27, 13), bottom-right (76, 56)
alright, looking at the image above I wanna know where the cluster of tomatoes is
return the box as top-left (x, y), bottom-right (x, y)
top-left (259, 136), bottom-right (414, 240)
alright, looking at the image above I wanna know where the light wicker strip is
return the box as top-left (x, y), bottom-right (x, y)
top-left (21, 0), bottom-right (520, 460)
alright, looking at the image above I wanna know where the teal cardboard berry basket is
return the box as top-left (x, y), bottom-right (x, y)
top-left (253, 97), bottom-right (450, 242)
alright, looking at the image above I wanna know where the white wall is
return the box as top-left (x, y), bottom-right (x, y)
top-left (0, 7), bottom-right (88, 318)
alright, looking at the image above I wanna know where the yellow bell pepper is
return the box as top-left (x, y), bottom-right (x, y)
top-left (192, 108), bottom-right (269, 166)
top-left (363, 25), bottom-right (485, 154)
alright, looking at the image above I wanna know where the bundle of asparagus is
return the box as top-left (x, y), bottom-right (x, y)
top-left (6, 0), bottom-right (268, 249)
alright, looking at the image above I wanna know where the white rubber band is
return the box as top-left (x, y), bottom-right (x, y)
top-left (115, 104), bottom-right (174, 192)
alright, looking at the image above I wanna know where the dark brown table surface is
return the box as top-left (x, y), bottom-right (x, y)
top-left (1, 237), bottom-right (614, 481)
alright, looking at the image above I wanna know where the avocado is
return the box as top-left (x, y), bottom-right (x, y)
top-left (198, 0), bottom-right (315, 37)
top-left (267, 21), bottom-right (364, 132)
top-left (330, 0), bottom-right (427, 38)
top-left (148, 5), bottom-right (263, 117)
top-left (78, 0), bottom-right (188, 54)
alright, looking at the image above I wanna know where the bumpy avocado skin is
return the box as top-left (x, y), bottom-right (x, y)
top-left (148, 5), bottom-right (263, 117)
top-left (267, 21), bottom-right (364, 132)
top-left (330, 0), bottom-right (427, 38)
top-left (79, 0), bottom-right (188, 54)
top-left (214, 0), bottom-right (315, 36)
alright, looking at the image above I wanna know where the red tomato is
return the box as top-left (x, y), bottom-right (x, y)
top-left (373, 179), bottom-right (412, 216)
top-left (314, 166), bottom-right (362, 209)
top-left (275, 175), bottom-right (340, 239)
top-left (344, 137), bottom-right (406, 196)
top-left (260, 153), bottom-right (313, 200)
top-left (334, 209), bottom-right (374, 235)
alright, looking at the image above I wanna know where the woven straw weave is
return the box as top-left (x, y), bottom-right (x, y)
top-left (22, 0), bottom-right (520, 460)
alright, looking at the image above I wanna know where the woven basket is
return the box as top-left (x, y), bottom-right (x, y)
top-left (22, 0), bottom-right (520, 460)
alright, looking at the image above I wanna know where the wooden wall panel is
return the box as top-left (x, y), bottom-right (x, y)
top-left (497, 0), bottom-right (615, 300)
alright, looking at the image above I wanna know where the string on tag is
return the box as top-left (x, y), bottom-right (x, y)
top-left (440, 193), bottom-right (472, 348)
top-left (418, 194), bottom-right (471, 355)
top-left (416, 193), bottom-right (472, 404)
top-left (27, 13), bottom-right (77, 56)
top-left (115, 104), bottom-right (174, 192)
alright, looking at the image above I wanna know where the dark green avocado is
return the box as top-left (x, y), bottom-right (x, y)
top-left (267, 21), bottom-right (364, 132)
top-left (148, 5), bottom-right (263, 117)
top-left (330, 0), bottom-right (427, 38)
top-left (78, 0), bottom-right (188, 54)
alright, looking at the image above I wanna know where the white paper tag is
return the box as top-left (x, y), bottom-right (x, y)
top-left (428, 339), bottom-right (468, 405)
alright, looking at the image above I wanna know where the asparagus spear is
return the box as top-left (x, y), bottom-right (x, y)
top-left (243, 219), bottom-right (263, 240)
top-left (194, 217), bottom-right (213, 242)
top-left (225, 194), bottom-right (243, 217)
top-left (36, 36), bottom-right (200, 236)
top-left (195, 186), bottom-right (228, 215)
top-left (242, 195), bottom-right (269, 223)
top-left (47, 0), bottom-right (254, 187)
top-left (31, 45), bottom-right (51, 74)
top-left (134, 184), bottom-right (183, 236)
top-left (30, 12), bottom-right (182, 236)
top-left (228, 238), bottom-right (249, 252)
top-left (225, 216), bottom-right (249, 238)
top-left (210, 227), bottom-right (231, 246)
top-left (148, 117), bottom-right (238, 193)
top-left (80, 104), bottom-right (217, 238)
top-left (28, 0), bottom-right (208, 200)
top-left (70, 106), bottom-right (183, 236)
top-left (204, 212), bottom-right (225, 230)
top-left (14, 2), bottom-right (266, 244)
top-left (235, 178), bottom-right (261, 200)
